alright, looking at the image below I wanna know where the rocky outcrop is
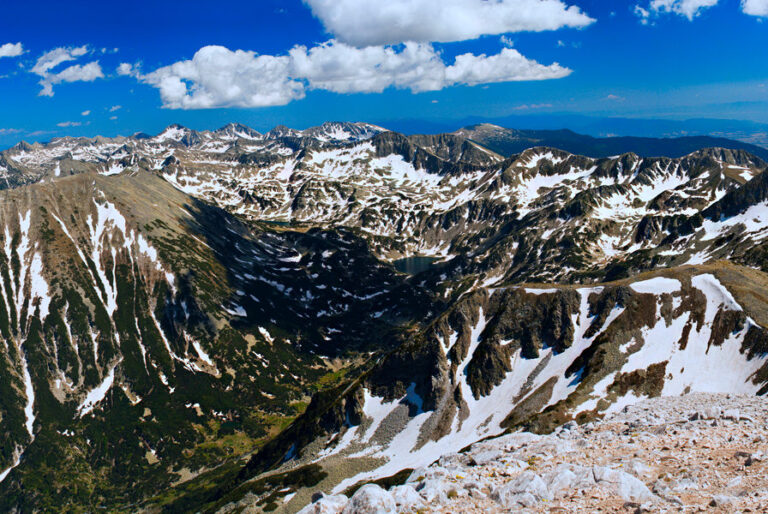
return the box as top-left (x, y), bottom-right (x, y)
top-left (236, 266), bottom-right (768, 513)
top-left (292, 394), bottom-right (768, 513)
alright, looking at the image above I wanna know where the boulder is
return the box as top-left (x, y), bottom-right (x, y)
top-left (709, 495), bottom-right (735, 508)
top-left (746, 452), bottom-right (764, 466)
top-left (571, 465), bottom-right (598, 489)
top-left (342, 485), bottom-right (395, 514)
top-left (415, 477), bottom-right (451, 504)
top-left (626, 459), bottom-right (652, 478)
top-left (491, 471), bottom-right (553, 508)
top-left (437, 452), bottom-right (472, 467)
top-left (390, 485), bottom-right (424, 510)
top-left (671, 477), bottom-right (698, 491)
top-left (592, 466), bottom-right (655, 502)
top-left (690, 407), bottom-right (721, 420)
top-left (298, 493), bottom-right (349, 514)
top-left (651, 480), bottom-right (683, 505)
top-left (544, 467), bottom-right (577, 497)
top-left (469, 448), bottom-right (504, 466)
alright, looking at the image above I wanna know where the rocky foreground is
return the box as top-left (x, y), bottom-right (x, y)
top-left (299, 394), bottom-right (768, 513)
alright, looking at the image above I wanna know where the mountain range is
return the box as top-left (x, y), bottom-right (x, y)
top-left (1, 121), bottom-right (767, 512)
top-left (454, 123), bottom-right (768, 160)
top-left (381, 115), bottom-right (768, 152)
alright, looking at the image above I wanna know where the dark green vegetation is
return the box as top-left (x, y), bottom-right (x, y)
top-left (159, 464), bottom-right (327, 513)
top-left (1, 122), bottom-right (768, 512)
top-left (0, 171), bottom-right (434, 511)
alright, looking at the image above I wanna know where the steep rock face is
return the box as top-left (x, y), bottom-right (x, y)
top-left (241, 265), bottom-right (768, 504)
top-left (702, 164), bottom-right (768, 220)
top-left (406, 133), bottom-right (503, 166)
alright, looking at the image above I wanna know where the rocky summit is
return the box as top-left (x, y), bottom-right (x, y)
top-left (1, 122), bottom-right (768, 512)
top-left (299, 393), bottom-right (768, 513)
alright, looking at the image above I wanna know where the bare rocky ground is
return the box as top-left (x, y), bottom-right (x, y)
top-left (299, 393), bottom-right (768, 513)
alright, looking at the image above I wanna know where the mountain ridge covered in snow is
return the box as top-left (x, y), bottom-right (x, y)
top-left (1, 121), bottom-right (768, 512)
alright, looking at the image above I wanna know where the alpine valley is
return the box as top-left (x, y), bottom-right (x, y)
top-left (2, 121), bottom-right (768, 512)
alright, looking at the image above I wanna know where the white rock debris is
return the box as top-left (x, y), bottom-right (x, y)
top-left (299, 393), bottom-right (768, 513)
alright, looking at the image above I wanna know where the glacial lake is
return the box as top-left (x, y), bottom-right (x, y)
top-left (393, 256), bottom-right (440, 274)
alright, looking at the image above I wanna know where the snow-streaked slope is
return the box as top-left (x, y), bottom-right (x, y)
top-left (309, 270), bottom-right (768, 494)
top-left (3, 124), bottom-right (763, 272)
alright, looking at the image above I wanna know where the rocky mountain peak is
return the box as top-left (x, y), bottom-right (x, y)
top-left (302, 121), bottom-right (386, 143)
top-left (152, 123), bottom-right (203, 146)
top-left (213, 122), bottom-right (262, 141)
top-left (2, 122), bottom-right (768, 512)
top-left (266, 124), bottom-right (303, 139)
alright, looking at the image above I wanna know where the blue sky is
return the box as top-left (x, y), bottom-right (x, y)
top-left (0, 0), bottom-right (767, 147)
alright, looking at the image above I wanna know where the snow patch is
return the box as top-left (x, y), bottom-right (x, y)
top-left (629, 277), bottom-right (681, 295)
top-left (77, 364), bottom-right (117, 417)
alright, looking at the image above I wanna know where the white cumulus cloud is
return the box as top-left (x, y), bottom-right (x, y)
top-left (142, 46), bottom-right (302, 109)
top-left (117, 62), bottom-right (141, 77)
top-left (139, 41), bottom-right (571, 109)
top-left (303, 0), bottom-right (595, 46)
top-left (32, 46), bottom-right (88, 75)
top-left (742, 0), bottom-right (768, 16)
top-left (634, 5), bottom-right (651, 23)
top-left (39, 61), bottom-right (104, 97)
top-left (57, 121), bottom-right (82, 127)
top-left (445, 48), bottom-right (570, 86)
top-left (47, 62), bottom-right (103, 83)
top-left (81, 110), bottom-right (90, 116)
top-left (288, 42), bottom-right (446, 94)
top-left (31, 46), bottom-right (104, 96)
top-left (0, 42), bottom-right (23, 58)
top-left (635, 0), bottom-right (718, 22)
